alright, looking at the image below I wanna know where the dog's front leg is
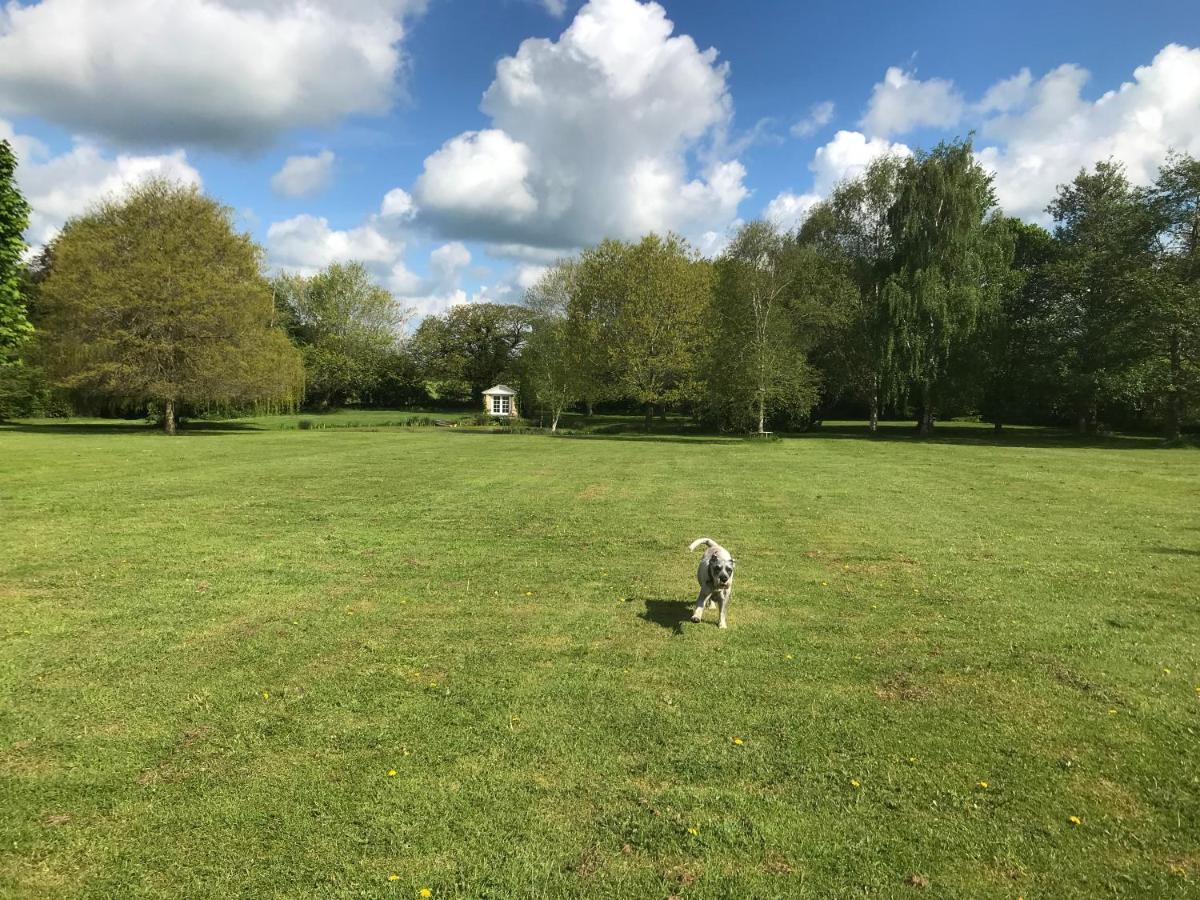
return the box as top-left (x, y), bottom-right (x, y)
top-left (717, 588), bottom-right (730, 629)
top-left (691, 587), bottom-right (710, 623)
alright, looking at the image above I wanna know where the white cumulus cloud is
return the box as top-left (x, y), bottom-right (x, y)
top-left (0, 0), bottom-right (425, 150)
top-left (860, 66), bottom-right (964, 137)
top-left (270, 150), bottom-right (336, 198)
top-left (2, 119), bottom-right (201, 247)
top-left (413, 0), bottom-right (746, 252)
top-left (977, 44), bottom-right (1200, 220)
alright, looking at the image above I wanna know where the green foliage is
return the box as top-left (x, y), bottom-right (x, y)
top-left (1042, 161), bottom-right (1161, 430)
top-left (0, 139), bottom-right (32, 360)
top-left (800, 156), bottom-right (904, 424)
top-left (975, 218), bottom-right (1058, 428)
top-left (708, 221), bottom-right (843, 432)
top-left (882, 139), bottom-right (1007, 431)
top-left (1145, 152), bottom-right (1200, 438)
top-left (573, 234), bottom-right (711, 427)
top-left (411, 302), bottom-right (532, 400)
top-left (273, 261), bottom-right (411, 409)
top-left (35, 179), bottom-right (303, 431)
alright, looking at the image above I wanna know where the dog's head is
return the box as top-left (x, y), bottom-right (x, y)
top-left (708, 555), bottom-right (736, 588)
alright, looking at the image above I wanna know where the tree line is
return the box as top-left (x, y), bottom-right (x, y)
top-left (0, 137), bottom-right (1197, 437)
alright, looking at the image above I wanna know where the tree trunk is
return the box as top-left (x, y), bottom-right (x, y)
top-left (1075, 411), bottom-right (1088, 435)
top-left (868, 383), bottom-right (879, 433)
top-left (551, 410), bottom-right (560, 433)
top-left (1166, 330), bottom-right (1182, 441)
top-left (757, 393), bottom-right (766, 435)
top-left (993, 420), bottom-right (1003, 433)
top-left (163, 398), bottom-right (177, 435)
top-left (644, 402), bottom-right (653, 432)
top-left (585, 399), bottom-right (594, 417)
top-left (916, 381), bottom-right (933, 436)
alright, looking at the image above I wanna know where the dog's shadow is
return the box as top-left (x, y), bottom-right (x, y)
top-left (638, 598), bottom-right (695, 635)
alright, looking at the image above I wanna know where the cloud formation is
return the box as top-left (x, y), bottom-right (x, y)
top-left (270, 150), bottom-right (336, 198)
top-left (2, 119), bottom-right (201, 247)
top-left (0, 0), bottom-right (424, 150)
top-left (414, 0), bottom-right (746, 252)
top-left (977, 44), bottom-right (1200, 220)
top-left (860, 66), bottom-right (964, 137)
top-left (791, 100), bottom-right (835, 138)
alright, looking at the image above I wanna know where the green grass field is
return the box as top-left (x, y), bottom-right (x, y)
top-left (2, 416), bottom-right (1198, 898)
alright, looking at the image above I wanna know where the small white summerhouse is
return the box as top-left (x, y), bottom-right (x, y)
top-left (482, 384), bottom-right (519, 418)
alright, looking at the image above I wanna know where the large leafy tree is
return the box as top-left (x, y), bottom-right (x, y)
top-left (709, 221), bottom-right (836, 433)
top-left (976, 218), bottom-right (1058, 429)
top-left (574, 234), bottom-right (710, 429)
top-left (1043, 161), bottom-right (1160, 432)
top-left (411, 303), bottom-right (533, 401)
top-left (882, 139), bottom-right (1006, 434)
top-left (1146, 152), bottom-right (1200, 439)
top-left (273, 261), bottom-right (410, 409)
top-left (0, 139), bottom-right (32, 361)
top-left (37, 179), bottom-right (303, 433)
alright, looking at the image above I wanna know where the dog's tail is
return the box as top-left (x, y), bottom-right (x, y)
top-left (689, 537), bottom-right (716, 552)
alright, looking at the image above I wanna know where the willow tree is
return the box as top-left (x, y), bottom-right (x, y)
top-left (38, 180), bottom-right (303, 433)
top-left (882, 139), bottom-right (1005, 434)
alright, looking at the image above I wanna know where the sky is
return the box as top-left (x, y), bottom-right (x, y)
top-left (2, 0), bottom-right (1199, 319)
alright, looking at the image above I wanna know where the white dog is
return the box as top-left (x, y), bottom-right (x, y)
top-left (689, 537), bottom-right (736, 628)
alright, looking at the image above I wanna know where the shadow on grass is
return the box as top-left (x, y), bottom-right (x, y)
top-left (639, 598), bottom-right (695, 635)
top-left (0, 420), bottom-right (263, 436)
top-left (1149, 546), bottom-right (1200, 557)
top-left (788, 422), bottom-right (1167, 451)
top-left (553, 432), bottom-right (744, 446)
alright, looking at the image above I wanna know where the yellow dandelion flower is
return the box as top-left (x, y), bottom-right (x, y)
top-left (1109, 708), bottom-right (1117, 715)
top-left (387, 770), bottom-right (397, 777)
top-left (262, 691), bottom-right (269, 700)
top-left (978, 781), bottom-right (988, 789)
top-left (732, 737), bottom-right (745, 746)
top-left (687, 826), bottom-right (699, 836)
top-left (419, 889), bottom-right (432, 898)
top-left (525, 592), bottom-right (533, 596)
top-left (851, 779), bottom-right (861, 789)
top-left (785, 654), bottom-right (793, 660)
top-left (1068, 815), bottom-right (1081, 826)
top-left (388, 874), bottom-right (400, 882)
top-left (821, 581), bottom-right (829, 587)
top-left (908, 757), bottom-right (917, 764)
top-left (1163, 667), bottom-right (1171, 674)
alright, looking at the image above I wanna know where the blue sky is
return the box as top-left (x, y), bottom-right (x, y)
top-left (2, 0), bottom-right (1198, 318)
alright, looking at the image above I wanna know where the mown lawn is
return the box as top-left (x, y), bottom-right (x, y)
top-left (1, 417), bottom-right (1198, 898)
